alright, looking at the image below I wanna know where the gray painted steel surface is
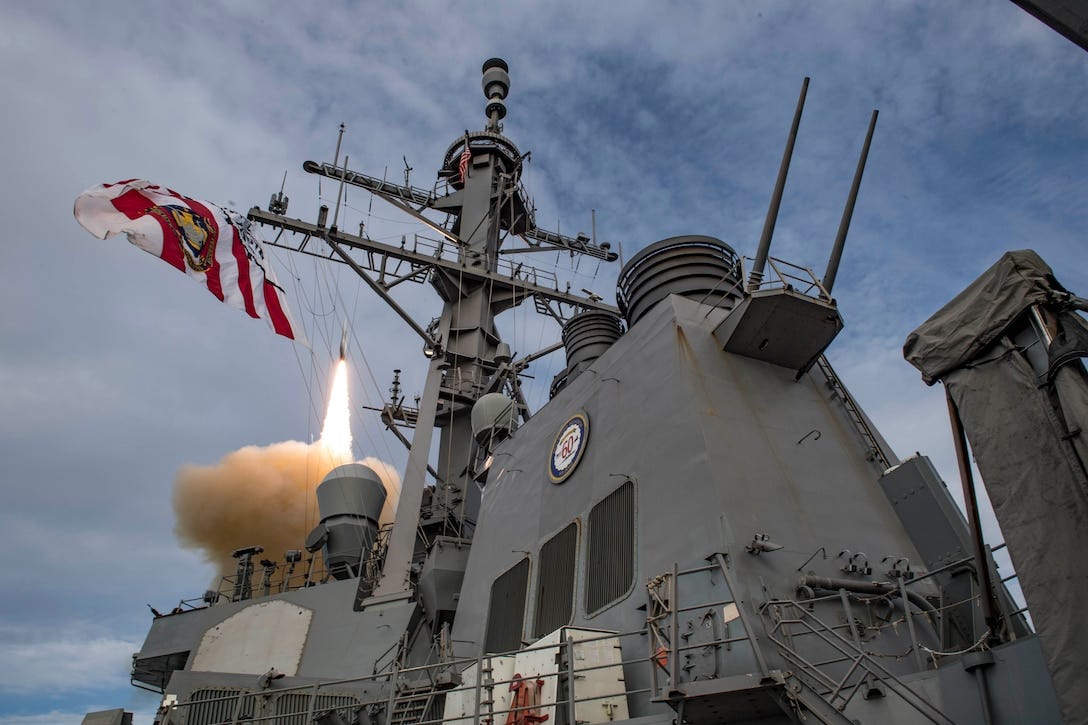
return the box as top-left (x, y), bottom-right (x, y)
top-left (452, 294), bottom-right (954, 719)
top-left (99, 60), bottom-right (1069, 725)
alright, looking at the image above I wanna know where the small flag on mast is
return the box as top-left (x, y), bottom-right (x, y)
top-left (73, 179), bottom-right (307, 343)
top-left (458, 143), bottom-right (471, 184)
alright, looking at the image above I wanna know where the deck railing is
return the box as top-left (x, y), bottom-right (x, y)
top-left (155, 627), bottom-right (653, 725)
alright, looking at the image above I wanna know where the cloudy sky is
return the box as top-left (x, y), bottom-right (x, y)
top-left (1, 2), bottom-right (1085, 722)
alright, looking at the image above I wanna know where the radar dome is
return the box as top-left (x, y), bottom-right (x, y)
top-left (470, 393), bottom-right (518, 445)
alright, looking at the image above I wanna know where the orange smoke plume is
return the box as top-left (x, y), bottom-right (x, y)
top-left (172, 361), bottom-right (400, 575)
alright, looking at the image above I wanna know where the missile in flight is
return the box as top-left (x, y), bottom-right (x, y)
top-left (340, 323), bottom-right (349, 361)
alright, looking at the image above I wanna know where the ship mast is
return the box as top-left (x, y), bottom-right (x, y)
top-left (249, 58), bottom-right (618, 602)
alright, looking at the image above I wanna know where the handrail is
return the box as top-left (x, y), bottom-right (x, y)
top-left (815, 355), bottom-right (891, 469)
top-left (744, 254), bottom-right (831, 301)
top-left (159, 557), bottom-right (966, 724)
top-left (158, 627), bottom-right (652, 725)
top-left (760, 598), bottom-right (955, 725)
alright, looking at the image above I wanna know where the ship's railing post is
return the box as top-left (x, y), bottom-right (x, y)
top-left (471, 652), bottom-right (484, 724)
top-left (383, 654), bottom-right (402, 725)
top-left (564, 636), bottom-right (578, 725)
top-left (646, 591), bottom-right (660, 699)
top-left (898, 576), bottom-right (927, 671)
top-left (305, 682), bottom-right (319, 724)
top-left (668, 562), bottom-right (681, 695)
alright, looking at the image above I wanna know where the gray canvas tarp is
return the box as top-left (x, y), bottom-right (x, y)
top-left (903, 249), bottom-right (1060, 384)
top-left (904, 250), bottom-right (1088, 725)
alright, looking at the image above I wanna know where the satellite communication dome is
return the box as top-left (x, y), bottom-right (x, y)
top-left (470, 393), bottom-right (518, 445)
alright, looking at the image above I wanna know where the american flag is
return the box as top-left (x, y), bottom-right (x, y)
top-left (458, 145), bottom-right (471, 184)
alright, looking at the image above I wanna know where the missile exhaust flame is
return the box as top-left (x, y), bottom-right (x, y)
top-left (173, 356), bottom-right (399, 576)
top-left (321, 359), bottom-right (352, 465)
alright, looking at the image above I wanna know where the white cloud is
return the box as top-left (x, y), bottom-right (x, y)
top-left (0, 625), bottom-right (139, 695)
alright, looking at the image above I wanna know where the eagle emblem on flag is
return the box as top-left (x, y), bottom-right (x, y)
top-left (149, 205), bottom-right (217, 272)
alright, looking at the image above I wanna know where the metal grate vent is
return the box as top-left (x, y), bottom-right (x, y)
top-left (586, 481), bottom-right (635, 614)
top-left (274, 693), bottom-right (360, 725)
top-left (484, 558), bottom-right (530, 652)
top-left (187, 688), bottom-right (243, 725)
top-left (533, 522), bottom-right (578, 637)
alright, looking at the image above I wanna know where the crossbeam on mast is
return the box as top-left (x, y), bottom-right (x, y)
top-left (303, 161), bottom-right (460, 246)
top-left (247, 208), bottom-right (619, 315)
top-left (301, 160), bottom-right (619, 262)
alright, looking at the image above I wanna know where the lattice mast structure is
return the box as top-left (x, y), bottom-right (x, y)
top-left (248, 58), bottom-right (619, 600)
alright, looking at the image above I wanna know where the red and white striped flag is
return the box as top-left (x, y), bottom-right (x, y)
top-left (74, 179), bottom-right (306, 343)
top-left (458, 145), bottom-right (471, 184)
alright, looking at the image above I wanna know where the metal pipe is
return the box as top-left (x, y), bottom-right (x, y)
top-left (306, 683), bottom-right (319, 725)
top-left (839, 589), bottom-right (864, 649)
top-left (899, 577), bottom-right (927, 671)
top-left (823, 109), bottom-right (879, 295)
top-left (945, 389), bottom-right (1003, 642)
top-left (471, 653), bottom-right (483, 725)
top-left (512, 341), bottom-right (564, 370)
top-left (383, 660), bottom-right (399, 725)
top-left (797, 575), bottom-right (939, 623)
top-left (564, 637), bottom-right (578, 725)
top-left (749, 76), bottom-right (809, 288)
top-left (331, 155), bottom-right (348, 230)
top-left (1029, 304), bottom-right (1055, 345)
top-left (372, 355), bottom-right (446, 597)
top-left (333, 123), bottom-right (345, 169)
top-left (902, 553), bottom-right (974, 585)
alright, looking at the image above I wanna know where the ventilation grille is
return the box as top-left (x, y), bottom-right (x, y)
top-left (274, 693), bottom-right (360, 725)
top-left (534, 523), bottom-right (578, 637)
top-left (586, 481), bottom-right (635, 614)
top-left (187, 688), bottom-right (243, 725)
top-left (484, 558), bottom-right (530, 652)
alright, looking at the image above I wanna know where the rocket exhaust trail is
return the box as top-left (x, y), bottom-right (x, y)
top-left (321, 359), bottom-right (352, 463)
top-left (172, 349), bottom-right (401, 575)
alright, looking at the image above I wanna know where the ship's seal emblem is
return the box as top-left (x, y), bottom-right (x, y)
top-left (149, 204), bottom-right (217, 272)
top-left (549, 412), bottom-right (589, 484)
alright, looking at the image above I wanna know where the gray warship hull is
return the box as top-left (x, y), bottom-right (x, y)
top-left (85, 57), bottom-right (1082, 725)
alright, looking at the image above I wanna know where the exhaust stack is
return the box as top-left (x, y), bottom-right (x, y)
top-left (549, 310), bottom-right (625, 397)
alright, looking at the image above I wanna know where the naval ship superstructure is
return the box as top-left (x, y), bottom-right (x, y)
top-left (84, 59), bottom-right (1083, 725)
